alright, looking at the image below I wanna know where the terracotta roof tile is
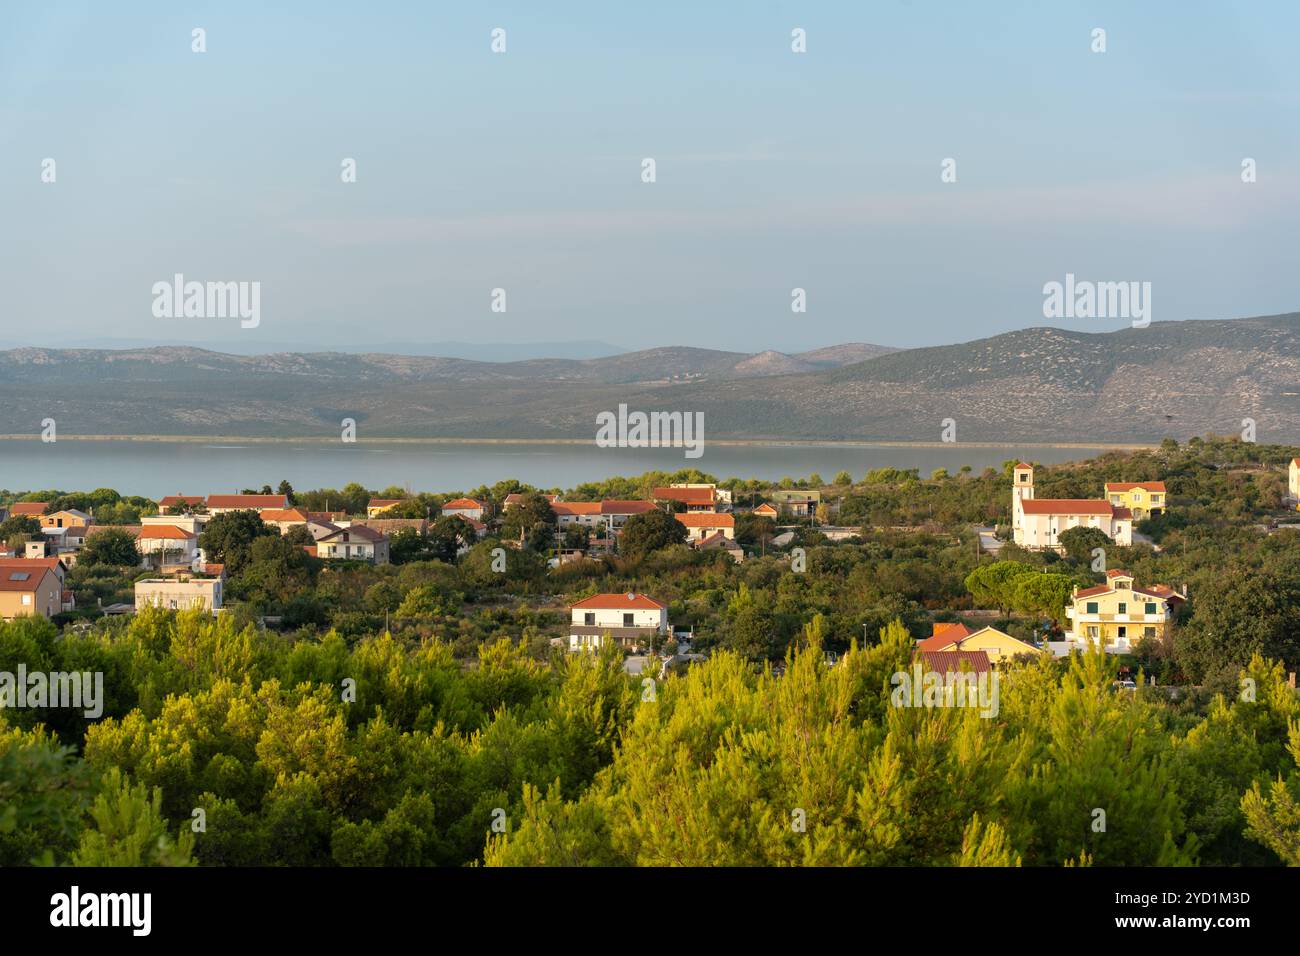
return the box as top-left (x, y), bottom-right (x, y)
top-left (675, 512), bottom-right (734, 528)
top-left (1018, 499), bottom-right (1114, 516)
top-left (914, 650), bottom-right (991, 674)
top-left (570, 592), bottom-right (666, 611)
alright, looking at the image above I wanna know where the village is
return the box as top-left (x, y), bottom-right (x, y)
top-left (5, 452), bottom-right (1298, 685)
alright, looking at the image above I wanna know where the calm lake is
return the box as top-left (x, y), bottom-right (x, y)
top-left (0, 440), bottom-right (1116, 499)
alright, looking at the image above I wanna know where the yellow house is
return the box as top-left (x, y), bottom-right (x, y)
top-left (39, 509), bottom-right (93, 529)
top-left (1065, 570), bottom-right (1182, 654)
top-left (1104, 482), bottom-right (1166, 521)
top-left (917, 623), bottom-right (1041, 663)
top-left (366, 498), bottom-right (404, 519)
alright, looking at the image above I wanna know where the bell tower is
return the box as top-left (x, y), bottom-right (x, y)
top-left (1013, 462), bottom-right (1034, 502)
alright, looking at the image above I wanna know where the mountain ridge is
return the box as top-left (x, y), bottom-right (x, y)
top-left (1, 316), bottom-right (1296, 442)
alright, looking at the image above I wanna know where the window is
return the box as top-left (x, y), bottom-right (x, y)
top-left (584, 612), bottom-right (595, 626)
top-left (623, 613), bottom-right (634, 627)
top-left (1117, 626), bottom-right (1127, 638)
top-left (1145, 602), bottom-right (1157, 615)
top-left (21, 594), bottom-right (32, 605)
top-left (1087, 626), bottom-right (1099, 638)
top-left (1117, 602), bottom-right (1127, 614)
top-left (1144, 627), bottom-right (1156, 638)
top-left (1018, 473), bottom-right (1029, 483)
top-left (8, 572), bottom-right (30, 581)
top-left (1086, 602), bottom-right (1098, 614)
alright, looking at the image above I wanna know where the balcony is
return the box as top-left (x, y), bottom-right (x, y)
top-left (1067, 609), bottom-right (1164, 623)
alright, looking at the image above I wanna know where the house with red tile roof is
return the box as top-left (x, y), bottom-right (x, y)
top-left (1011, 463), bottom-right (1132, 550)
top-left (1059, 570), bottom-right (1183, 656)
top-left (675, 512), bottom-right (735, 541)
top-left (917, 622), bottom-right (1040, 662)
top-left (0, 559), bottom-right (63, 620)
top-left (205, 494), bottom-right (289, 514)
top-left (260, 508), bottom-right (312, 532)
top-left (568, 592), bottom-right (669, 652)
top-left (137, 525), bottom-right (199, 568)
top-left (441, 498), bottom-right (486, 521)
top-left (9, 502), bottom-right (48, 517)
top-left (1104, 481), bottom-right (1167, 520)
top-left (552, 502), bottom-right (603, 528)
top-left (652, 486), bottom-right (715, 511)
top-left (366, 498), bottom-right (405, 518)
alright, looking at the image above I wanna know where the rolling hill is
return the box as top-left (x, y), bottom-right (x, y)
top-left (1, 317), bottom-right (1296, 442)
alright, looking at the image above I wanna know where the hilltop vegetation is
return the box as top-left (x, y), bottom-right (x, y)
top-left (4, 613), bottom-right (1300, 867)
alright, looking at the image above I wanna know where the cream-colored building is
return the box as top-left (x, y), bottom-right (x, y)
top-left (1011, 463), bottom-right (1132, 549)
top-left (1061, 571), bottom-right (1181, 654)
top-left (135, 578), bottom-right (223, 614)
top-left (1289, 458), bottom-right (1300, 503)
top-left (675, 512), bottom-right (735, 542)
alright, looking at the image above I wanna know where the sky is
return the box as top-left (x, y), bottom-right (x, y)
top-left (2, 1), bottom-right (1299, 355)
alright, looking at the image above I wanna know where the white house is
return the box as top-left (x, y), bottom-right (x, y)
top-left (441, 498), bottom-right (486, 521)
top-left (136, 525), bottom-right (201, 568)
top-left (314, 524), bottom-right (390, 564)
top-left (1010, 463), bottom-right (1132, 550)
top-left (552, 502), bottom-right (603, 528)
top-left (142, 513), bottom-right (207, 535)
top-left (1289, 458), bottom-right (1300, 503)
top-left (568, 592), bottom-right (669, 652)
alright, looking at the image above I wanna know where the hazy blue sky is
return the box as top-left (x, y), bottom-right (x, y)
top-left (3, 1), bottom-right (1298, 354)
